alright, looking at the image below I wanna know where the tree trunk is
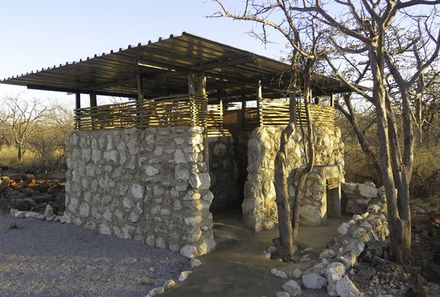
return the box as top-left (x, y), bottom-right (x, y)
top-left (17, 144), bottom-right (23, 161)
top-left (292, 170), bottom-right (308, 241)
top-left (273, 127), bottom-right (295, 260)
top-left (369, 37), bottom-right (410, 263)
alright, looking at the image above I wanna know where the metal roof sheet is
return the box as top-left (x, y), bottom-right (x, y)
top-left (0, 32), bottom-right (349, 99)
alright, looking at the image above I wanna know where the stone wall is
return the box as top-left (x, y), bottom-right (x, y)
top-left (293, 165), bottom-right (343, 226)
top-left (342, 181), bottom-right (379, 214)
top-left (242, 126), bottom-right (344, 231)
top-left (208, 136), bottom-right (240, 212)
top-left (65, 126), bottom-right (215, 258)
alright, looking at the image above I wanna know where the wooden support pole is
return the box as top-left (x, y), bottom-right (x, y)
top-left (256, 80), bottom-right (263, 126)
top-left (75, 92), bottom-right (81, 130)
top-left (137, 74), bottom-right (144, 101)
top-left (241, 93), bottom-right (246, 130)
top-left (90, 93), bottom-right (97, 107)
top-left (330, 94), bottom-right (335, 107)
top-left (75, 92), bottom-right (81, 109)
top-left (219, 97), bottom-right (224, 133)
top-left (136, 74), bottom-right (145, 127)
top-left (90, 93), bottom-right (97, 129)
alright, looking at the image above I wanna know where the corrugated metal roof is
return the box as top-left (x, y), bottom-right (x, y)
top-left (0, 32), bottom-right (348, 99)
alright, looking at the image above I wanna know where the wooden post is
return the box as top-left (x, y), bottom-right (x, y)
top-left (75, 92), bottom-right (81, 130)
top-left (330, 94), bottom-right (335, 107)
top-left (219, 98), bottom-right (224, 134)
top-left (90, 93), bottom-right (97, 107)
top-left (136, 74), bottom-right (144, 127)
top-left (90, 93), bottom-right (97, 129)
top-left (241, 93), bottom-right (246, 130)
top-left (256, 80), bottom-right (263, 126)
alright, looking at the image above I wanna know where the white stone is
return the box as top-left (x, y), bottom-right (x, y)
top-left (202, 191), bottom-right (214, 202)
top-left (338, 252), bottom-right (357, 268)
top-left (25, 212), bottom-right (45, 220)
top-left (99, 224), bottom-right (111, 235)
top-left (299, 205), bottom-right (324, 225)
top-left (131, 183), bottom-right (144, 199)
top-left (146, 286), bottom-right (164, 297)
top-left (360, 221), bottom-right (372, 231)
top-left (319, 249), bottom-right (336, 259)
top-left (352, 241), bottom-right (365, 257)
top-left (174, 137), bottom-right (185, 145)
top-left (103, 150), bottom-right (118, 163)
top-left (178, 271), bottom-right (193, 282)
top-left (68, 197), bottom-right (79, 212)
top-left (337, 223), bottom-right (351, 235)
top-left (183, 190), bottom-right (201, 201)
top-left (351, 228), bottom-right (366, 239)
top-left (190, 258), bottom-right (202, 268)
top-left (358, 183), bottom-right (378, 198)
top-left (180, 245), bottom-right (197, 258)
top-left (325, 262), bottom-right (346, 296)
top-left (13, 210), bottom-right (26, 218)
top-left (276, 292), bottom-right (290, 297)
top-left (282, 280), bottom-right (302, 296)
top-left (145, 166), bottom-right (160, 177)
top-left (163, 279), bottom-right (176, 289)
top-left (302, 272), bottom-right (327, 289)
top-left (91, 149), bottom-right (101, 163)
top-left (59, 214), bottom-right (68, 223)
top-left (79, 203), bottom-right (90, 218)
top-left (175, 165), bottom-right (190, 181)
top-left (129, 212), bottom-right (140, 223)
top-left (173, 200), bottom-right (183, 211)
top-left (43, 205), bottom-right (54, 218)
top-left (174, 149), bottom-right (187, 163)
top-left (270, 268), bottom-right (288, 279)
top-left (122, 197), bottom-right (134, 209)
top-left (289, 268), bottom-right (302, 279)
top-left (103, 209), bottom-right (112, 221)
top-left (184, 216), bottom-right (202, 226)
top-left (336, 275), bottom-right (364, 297)
top-left (189, 172), bottom-right (210, 190)
top-left (154, 147), bottom-right (163, 156)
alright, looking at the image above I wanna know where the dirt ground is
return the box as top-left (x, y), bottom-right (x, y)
top-left (162, 211), bottom-right (349, 297)
top-left (0, 215), bottom-right (190, 297)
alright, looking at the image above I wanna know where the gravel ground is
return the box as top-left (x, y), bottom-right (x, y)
top-left (0, 215), bottom-right (190, 297)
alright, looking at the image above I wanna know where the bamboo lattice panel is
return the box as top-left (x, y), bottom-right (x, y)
top-left (260, 99), bottom-right (335, 128)
top-left (74, 95), bottom-right (208, 131)
top-left (243, 107), bottom-right (259, 131)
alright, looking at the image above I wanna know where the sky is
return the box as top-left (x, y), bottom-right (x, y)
top-left (0, 0), bottom-right (286, 109)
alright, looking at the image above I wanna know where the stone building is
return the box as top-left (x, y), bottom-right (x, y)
top-left (1, 33), bottom-right (347, 257)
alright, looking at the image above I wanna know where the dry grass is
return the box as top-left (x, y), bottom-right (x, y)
top-left (343, 139), bottom-right (440, 200)
top-left (0, 145), bottom-right (45, 172)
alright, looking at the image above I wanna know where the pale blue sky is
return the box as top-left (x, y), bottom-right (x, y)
top-left (0, 0), bottom-right (285, 108)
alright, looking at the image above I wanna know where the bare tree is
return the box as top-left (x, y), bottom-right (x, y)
top-left (28, 104), bottom-right (74, 168)
top-left (213, 0), bottom-right (326, 260)
top-left (286, 0), bottom-right (440, 263)
top-left (213, 0), bottom-right (440, 263)
top-left (2, 96), bottom-right (48, 161)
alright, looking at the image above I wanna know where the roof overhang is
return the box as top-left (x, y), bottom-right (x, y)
top-left (0, 32), bottom-right (350, 100)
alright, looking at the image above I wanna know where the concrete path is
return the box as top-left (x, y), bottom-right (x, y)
top-left (164, 211), bottom-right (347, 297)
